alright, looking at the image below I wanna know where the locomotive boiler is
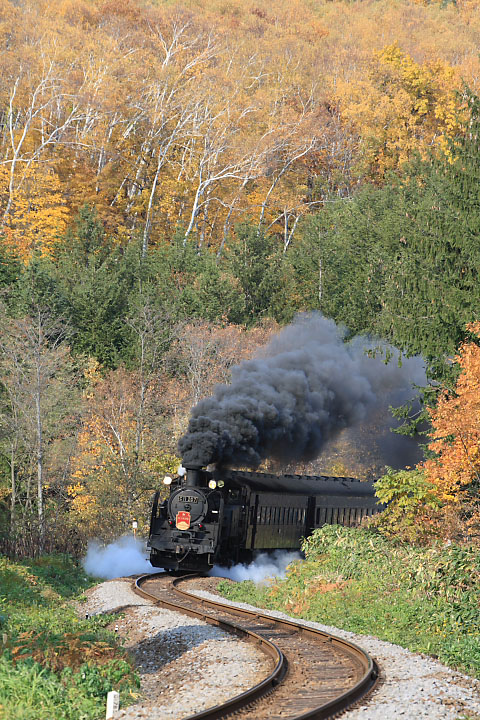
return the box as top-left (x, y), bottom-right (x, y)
top-left (148, 464), bottom-right (382, 572)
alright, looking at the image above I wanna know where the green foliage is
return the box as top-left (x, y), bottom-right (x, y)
top-left (0, 655), bottom-right (97, 720)
top-left (292, 90), bottom-right (480, 385)
top-left (0, 655), bottom-right (139, 720)
top-left (0, 242), bottom-right (20, 292)
top-left (54, 214), bottom-right (141, 367)
top-left (60, 205), bottom-right (107, 267)
top-left (291, 185), bottom-right (393, 334)
top-left (226, 224), bottom-right (283, 324)
top-left (372, 468), bottom-right (442, 541)
top-left (16, 555), bottom-right (92, 599)
top-left (193, 260), bottom-right (245, 324)
top-left (0, 555), bottom-right (139, 720)
top-left (218, 526), bottom-right (480, 677)
top-left (10, 253), bottom-right (68, 320)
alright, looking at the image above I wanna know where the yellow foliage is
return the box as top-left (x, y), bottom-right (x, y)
top-left (0, 0), bottom-right (478, 251)
top-left (145, 452), bottom-right (181, 479)
top-left (0, 163), bottom-right (70, 262)
top-left (337, 44), bottom-right (462, 178)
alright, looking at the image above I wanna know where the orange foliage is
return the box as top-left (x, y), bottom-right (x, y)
top-left (11, 630), bottom-right (120, 672)
top-left (68, 364), bottom-right (181, 539)
top-left (422, 323), bottom-right (480, 539)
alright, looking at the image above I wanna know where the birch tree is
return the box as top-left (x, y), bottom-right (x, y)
top-left (0, 308), bottom-right (78, 550)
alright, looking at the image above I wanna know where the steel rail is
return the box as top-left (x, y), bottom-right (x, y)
top-left (134, 573), bottom-right (287, 719)
top-left (175, 575), bottom-right (379, 719)
top-left (133, 572), bottom-right (379, 720)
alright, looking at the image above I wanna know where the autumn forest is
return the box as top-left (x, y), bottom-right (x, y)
top-left (1, 0), bottom-right (480, 554)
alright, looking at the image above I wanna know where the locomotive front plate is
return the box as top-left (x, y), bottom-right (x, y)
top-left (176, 511), bottom-right (191, 530)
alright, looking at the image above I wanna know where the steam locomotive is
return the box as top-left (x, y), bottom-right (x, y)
top-left (148, 464), bottom-right (382, 572)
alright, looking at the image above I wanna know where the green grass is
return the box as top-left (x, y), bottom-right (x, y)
top-left (0, 554), bottom-right (140, 720)
top-left (217, 526), bottom-right (480, 678)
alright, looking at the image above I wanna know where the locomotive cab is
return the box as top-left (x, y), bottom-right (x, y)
top-left (148, 465), bottom-right (224, 572)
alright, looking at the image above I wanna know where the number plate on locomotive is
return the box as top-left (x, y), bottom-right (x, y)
top-left (176, 511), bottom-right (191, 530)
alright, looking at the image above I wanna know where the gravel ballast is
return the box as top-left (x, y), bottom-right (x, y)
top-left (77, 578), bottom-right (272, 719)
top-left (191, 585), bottom-right (480, 720)
top-left (78, 578), bottom-right (480, 720)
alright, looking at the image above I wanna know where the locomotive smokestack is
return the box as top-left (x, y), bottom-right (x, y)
top-left (184, 465), bottom-right (203, 486)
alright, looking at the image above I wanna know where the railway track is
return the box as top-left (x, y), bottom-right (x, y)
top-left (133, 573), bottom-right (379, 720)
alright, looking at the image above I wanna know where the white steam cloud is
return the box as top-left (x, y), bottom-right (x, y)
top-left (210, 551), bottom-right (300, 584)
top-left (82, 535), bottom-right (161, 579)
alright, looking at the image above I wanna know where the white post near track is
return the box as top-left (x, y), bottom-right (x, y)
top-left (106, 691), bottom-right (120, 718)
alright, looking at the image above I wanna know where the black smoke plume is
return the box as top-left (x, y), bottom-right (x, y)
top-left (178, 315), bottom-right (426, 469)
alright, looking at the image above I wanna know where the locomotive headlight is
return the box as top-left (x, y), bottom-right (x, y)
top-left (163, 475), bottom-right (172, 485)
top-left (208, 480), bottom-right (217, 489)
top-left (218, 480), bottom-right (225, 488)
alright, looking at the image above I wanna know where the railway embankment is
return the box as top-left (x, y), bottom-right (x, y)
top-left (0, 555), bottom-right (139, 720)
top-left (193, 579), bottom-right (480, 720)
top-left (2, 532), bottom-right (480, 720)
top-left (214, 526), bottom-right (480, 708)
top-left (79, 570), bottom-right (479, 720)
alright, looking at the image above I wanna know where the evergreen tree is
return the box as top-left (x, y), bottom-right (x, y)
top-left (0, 241), bottom-right (20, 295)
top-left (291, 185), bottom-right (394, 335)
top-left (227, 224), bottom-right (283, 325)
top-left (54, 206), bottom-right (140, 367)
top-left (294, 90), bottom-right (480, 383)
top-left (11, 253), bottom-right (68, 322)
top-left (376, 91), bottom-right (480, 380)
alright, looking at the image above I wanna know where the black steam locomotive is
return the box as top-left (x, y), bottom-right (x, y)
top-left (148, 464), bottom-right (382, 572)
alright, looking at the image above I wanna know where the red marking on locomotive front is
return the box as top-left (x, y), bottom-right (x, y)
top-left (176, 511), bottom-right (191, 530)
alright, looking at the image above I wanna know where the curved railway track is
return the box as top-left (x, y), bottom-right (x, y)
top-left (133, 573), bottom-right (379, 720)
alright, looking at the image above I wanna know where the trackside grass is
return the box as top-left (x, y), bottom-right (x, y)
top-left (217, 526), bottom-right (480, 678)
top-left (0, 554), bottom-right (139, 720)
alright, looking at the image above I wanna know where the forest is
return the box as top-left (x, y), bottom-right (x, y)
top-left (1, 0), bottom-right (480, 555)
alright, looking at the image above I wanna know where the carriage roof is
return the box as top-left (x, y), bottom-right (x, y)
top-left (214, 469), bottom-right (376, 497)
